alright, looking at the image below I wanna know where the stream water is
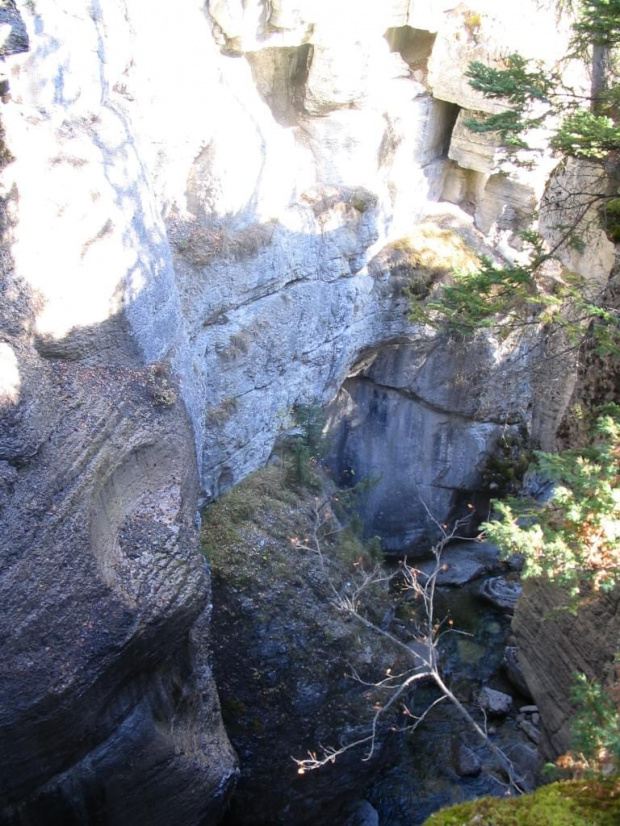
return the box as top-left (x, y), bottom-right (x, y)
top-left (364, 571), bottom-right (536, 825)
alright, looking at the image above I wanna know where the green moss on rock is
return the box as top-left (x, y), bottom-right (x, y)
top-left (423, 778), bottom-right (620, 826)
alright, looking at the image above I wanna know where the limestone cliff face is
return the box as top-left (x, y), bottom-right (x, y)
top-left (0, 1), bottom-right (238, 822)
top-left (0, 0), bottom-right (615, 822)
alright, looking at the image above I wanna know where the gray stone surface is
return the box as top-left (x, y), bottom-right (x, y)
top-left (452, 740), bottom-right (482, 778)
top-left (0, 1), bottom-right (28, 55)
top-left (343, 800), bottom-right (380, 826)
top-left (503, 646), bottom-right (533, 699)
top-left (325, 338), bottom-right (536, 552)
top-left (505, 743), bottom-right (539, 792)
top-left (519, 718), bottom-right (541, 745)
top-left (477, 577), bottom-right (522, 612)
top-left (0, 342), bottom-right (238, 823)
top-left (416, 541), bottom-right (504, 585)
top-left (478, 687), bottom-right (513, 716)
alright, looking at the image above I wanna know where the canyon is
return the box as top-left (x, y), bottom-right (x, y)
top-left (0, 1), bottom-right (617, 823)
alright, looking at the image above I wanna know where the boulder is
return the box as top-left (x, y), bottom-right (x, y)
top-left (479, 687), bottom-right (513, 716)
top-left (503, 646), bottom-right (533, 699)
top-left (416, 541), bottom-right (503, 586)
top-left (343, 800), bottom-right (380, 826)
top-left (452, 740), bottom-right (482, 778)
top-left (519, 718), bottom-right (541, 745)
top-left (477, 577), bottom-right (522, 612)
top-left (505, 743), bottom-right (539, 792)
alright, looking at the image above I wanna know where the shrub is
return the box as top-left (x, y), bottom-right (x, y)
top-left (567, 671), bottom-right (620, 776)
top-left (288, 403), bottom-right (326, 488)
top-left (147, 363), bottom-right (177, 407)
top-left (482, 405), bottom-right (620, 597)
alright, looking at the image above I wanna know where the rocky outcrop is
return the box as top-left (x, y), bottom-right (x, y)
top-left (0, 327), bottom-right (237, 821)
top-left (203, 465), bottom-right (400, 825)
top-left (0, 1), bottom-right (28, 57)
top-left (324, 326), bottom-right (553, 551)
top-left (0, 3), bottom-right (237, 821)
top-left (513, 582), bottom-right (620, 761)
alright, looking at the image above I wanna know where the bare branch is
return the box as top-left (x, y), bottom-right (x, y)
top-left (292, 494), bottom-right (528, 794)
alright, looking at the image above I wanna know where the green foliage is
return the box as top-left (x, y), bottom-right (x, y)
top-left (482, 405), bottom-right (620, 597)
top-left (409, 219), bottom-right (620, 354)
top-left (410, 254), bottom-right (539, 333)
top-left (464, 110), bottom-right (532, 149)
top-left (552, 111), bottom-right (620, 157)
top-left (464, 55), bottom-right (558, 150)
top-left (601, 196), bottom-right (620, 240)
top-left (570, 671), bottom-right (620, 772)
top-left (467, 54), bottom-right (555, 105)
top-left (456, 0), bottom-right (620, 322)
top-left (289, 403), bottom-right (326, 488)
top-left (409, 229), bottom-right (610, 341)
top-left (482, 431), bottom-right (533, 496)
top-left (573, 0), bottom-right (620, 49)
top-left (464, 5), bottom-right (620, 156)
top-left (422, 778), bottom-right (620, 825)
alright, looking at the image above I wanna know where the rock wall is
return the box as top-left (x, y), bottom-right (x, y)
top-left (325, 334), bottom-right (533, 551)
top-left (513, 582), bottom-right (620, 761)
top-left (0, 0), bottom-right (615, 822)
top-left (0, 1), bottom-right (238, 822)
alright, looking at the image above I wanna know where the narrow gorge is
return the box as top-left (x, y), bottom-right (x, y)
top-left (0, 1), bottom-right (618, 824)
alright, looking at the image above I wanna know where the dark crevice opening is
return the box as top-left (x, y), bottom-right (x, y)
top-left (384, 26), bottom-right (437, 78)
top-left (246, 43), bottom-right (314, 125)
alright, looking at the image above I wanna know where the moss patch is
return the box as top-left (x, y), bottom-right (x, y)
top-left (381, 223), bottom-right (480, 298)
top-left (423, 778), bottom-right (620, 825)
top-left (203, 463), bottom-right (401, 821)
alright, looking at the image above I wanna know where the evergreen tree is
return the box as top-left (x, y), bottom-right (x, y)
top-left (412, 2), bottom-right (620, 599)
top-left (412, 1), bottom-right (620, 354)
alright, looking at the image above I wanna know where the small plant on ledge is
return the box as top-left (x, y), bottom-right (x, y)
top-left (482, 404), bottom-right (620, 599)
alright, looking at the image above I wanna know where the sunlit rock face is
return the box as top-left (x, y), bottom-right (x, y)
top-left (0, 2), bottom-right (238, 823)
top-left (0, 0), bottom-right (615, 822)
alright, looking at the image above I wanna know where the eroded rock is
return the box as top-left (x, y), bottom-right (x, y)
top-left (478, 687), bottom-right (513, 716)
top-left (0, 0), bottom-right (614, 820)
top-left (452, 740), bottom-right (482, 778)
top-left (513, 580), bottom-right (620, 761)
top-left (416, 541), bottom-right (504, 586)
top-left (0, 356), bottom-right (237, 823)
top-left (503, 646), bottom-right (533, 699)
top-left (477, 577), bottom-right (522, 612)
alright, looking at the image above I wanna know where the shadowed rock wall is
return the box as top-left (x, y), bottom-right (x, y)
top-left (513, 582), bottom-right (620, 761)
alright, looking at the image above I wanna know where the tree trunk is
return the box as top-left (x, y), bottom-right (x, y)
top-left (591, 43), bottom-right (609, 112)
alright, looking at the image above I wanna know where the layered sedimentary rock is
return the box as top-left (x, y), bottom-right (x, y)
top-left (513, 582), bottom-right (620, 761)
top-left (0, 2), bottom-right (238, 821)
top-left (0, 0), bottom-right (615, 821)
